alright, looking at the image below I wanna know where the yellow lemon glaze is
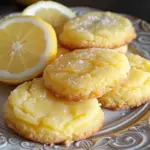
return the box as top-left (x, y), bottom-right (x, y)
top-left (99, 53), bottom-right (150, 110)
top-left (4, 78), bottom-right (103, 144)
top-left (44, 48), bottom-right (130, 101)
top-left (59, 12), bottom-right (136, 49)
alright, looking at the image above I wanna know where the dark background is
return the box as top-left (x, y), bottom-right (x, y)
top-left (0, 0), bottom-right (150, 23)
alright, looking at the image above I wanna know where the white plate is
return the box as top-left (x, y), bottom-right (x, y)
top-left (0, 7), bottom-right (150, 150)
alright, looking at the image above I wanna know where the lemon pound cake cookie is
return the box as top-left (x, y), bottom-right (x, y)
top-left (99, 53), bottom-right (150, 110)
top-left (4, 78), bottom-right (104, 144)
top-left (43, 48), bottom-right (130, 101)
top-left (59, 12), bottom-right (136, 50)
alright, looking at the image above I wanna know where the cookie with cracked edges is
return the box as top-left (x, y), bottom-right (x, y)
top-left (43, 48), bottom-right (130, 101)
top-left (99, 53), bottom-right (150, 110)
top-left (59, 12), bottom-right (136, 50)
top-left (4, 78), bottom-right (104, 144)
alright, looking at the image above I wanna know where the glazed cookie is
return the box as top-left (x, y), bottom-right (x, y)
top-left (99, 53), bottom-right (150, 110)
top-left (43, 48), bottom-right (130, 101)
top-left (4, 78), bottom-right (104, 144)
top-left (59, 12), bottom-right (136, 50)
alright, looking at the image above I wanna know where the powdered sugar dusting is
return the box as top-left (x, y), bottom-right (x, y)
top-left (100, 16), bottom-right (117, 25)
top-left (87, 15), bottom-right (99, 21)
top-left (76, 14), bottom-right (118, 30)
top-left (78, 60), bottom-right (84, 64)
top-left (101, 17), bottom-right (111, 25)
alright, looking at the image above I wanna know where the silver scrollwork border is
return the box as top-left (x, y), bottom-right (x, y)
top-left (0, 7), bottom-right (150, 150)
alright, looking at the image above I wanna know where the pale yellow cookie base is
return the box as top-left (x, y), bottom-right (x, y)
top-left (59, 32), bottom-right (135, 50)
top-left (4, 78), bottom-right (104, 144)
top-left (4, 106), bottom-right (103, 144)
top-left (99, 97), bottom-right (150, 110)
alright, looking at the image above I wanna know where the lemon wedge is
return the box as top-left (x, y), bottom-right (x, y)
top-left (0, 16), bottom-right (57, 84)
top-left (22, 1), bottom-right (76, 35)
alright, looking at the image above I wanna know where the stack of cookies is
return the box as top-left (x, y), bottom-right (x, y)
top-left (4, 7), bottom-right (150, 146)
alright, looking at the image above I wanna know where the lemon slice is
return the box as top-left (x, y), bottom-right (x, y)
top-left (22, 1), bottom-right (76, 35)
top-left (0, 16), bottom-right (57, 84)
top-left (0, 13), bottom-right (21, 23)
